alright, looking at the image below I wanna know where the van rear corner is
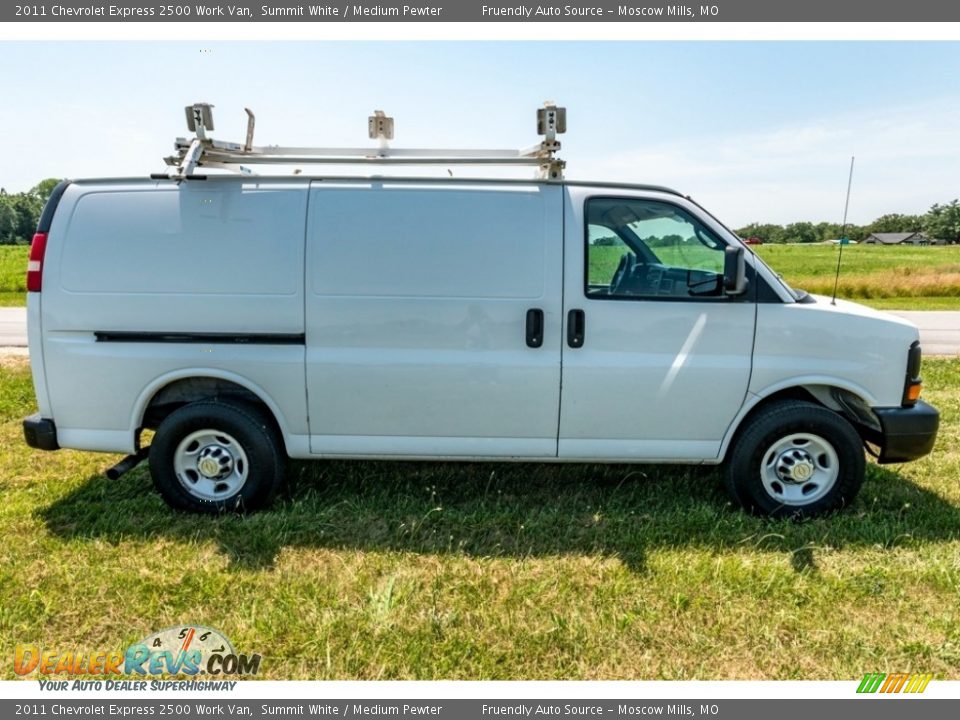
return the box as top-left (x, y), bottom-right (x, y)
top-left (23, 414), bottom-right (59, 451)
top-left (21, 179), bottom-right (71, 452)
top-left (23, 294), bottom-right (60, 451)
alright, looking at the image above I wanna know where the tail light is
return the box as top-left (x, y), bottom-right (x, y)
top-left (26, 232), bottom-right (48, 292)
top-left (902, 341), bottom-right (922, 406)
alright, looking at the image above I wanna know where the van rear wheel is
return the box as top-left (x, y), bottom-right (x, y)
top-left (724, 400), bottom-right (864, 519)
top-left (149, 401), bottom-right (284, 514)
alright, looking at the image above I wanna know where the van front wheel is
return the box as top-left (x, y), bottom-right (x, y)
top-left (724, 400), bottom-right (865, 519)
top-left (149, 401), bottom-right (284, 514)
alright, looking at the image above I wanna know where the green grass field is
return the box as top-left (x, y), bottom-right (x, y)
top-left (2, 355), bottom-right (958, 680)
top-left (0, 246), bottom-right (28, 305)
top-left (754, 244), bottom-right (960, 306)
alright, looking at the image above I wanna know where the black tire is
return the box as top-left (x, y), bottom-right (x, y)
top-left (724, 400), bottom-right (865, 519)
top-left (149, 400), bottom-right (285, 514)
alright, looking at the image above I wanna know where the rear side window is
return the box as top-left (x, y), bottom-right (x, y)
top-left (310, 185), bottom-right (548, 299)
top-left (60, 185), bottom-right (305, 296)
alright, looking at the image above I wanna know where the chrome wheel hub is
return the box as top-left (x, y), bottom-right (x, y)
top-left (173, 429), bottom-right (249, 501)
top-left (760, 433), bottom-right (839, 506)
top-left (777, 450), bottom-right (816, 483)
top-left (197, 445), bottom-right (234, 479)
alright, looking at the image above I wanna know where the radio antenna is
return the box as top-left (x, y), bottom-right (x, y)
top-left (831, 155), bottom-right (856, 305)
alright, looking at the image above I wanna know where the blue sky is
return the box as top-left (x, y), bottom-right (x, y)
top-left (3, 41), bottom-right (959, 226)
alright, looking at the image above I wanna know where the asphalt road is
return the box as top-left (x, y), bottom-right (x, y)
top-left (0, 307), bottom-right (27, 348)
top-left (1, 306), bottom-right (958, 354)
top-left (889, 311), bottom-right (960, 356)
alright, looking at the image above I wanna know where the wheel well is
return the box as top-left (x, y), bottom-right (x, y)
top-left (726, 385), bottom-right (872, 459)
top-left (142, 377), bottom-right (277, 433)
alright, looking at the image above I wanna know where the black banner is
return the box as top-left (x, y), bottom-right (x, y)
top-left (5, 0), bottom-right (960, 23)
top-left (3, 699), bottom-right (960, 719)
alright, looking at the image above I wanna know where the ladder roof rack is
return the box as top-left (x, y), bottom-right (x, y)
top-left (164, 102), bottom-right (567, 181)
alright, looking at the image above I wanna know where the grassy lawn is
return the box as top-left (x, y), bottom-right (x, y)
top-left (754, 244), bottom-right (960, 307)
top-left (0, 292), bottom-right (25, 307)
top-left (861, 297), bottom-right (960, 312)
top-left (1, 355), bottom-right (959, 680)
top-left (0, 246), bottom-right (28, 303)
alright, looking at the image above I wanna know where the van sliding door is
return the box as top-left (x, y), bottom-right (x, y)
top-left (305, 181), bottom-right (564, 458)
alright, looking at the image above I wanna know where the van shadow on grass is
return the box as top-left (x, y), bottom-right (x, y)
top-left (39, 460), bottom-right (960, 572)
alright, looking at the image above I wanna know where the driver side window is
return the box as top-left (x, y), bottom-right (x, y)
top-left (586, 197), bottom-right (727, 300)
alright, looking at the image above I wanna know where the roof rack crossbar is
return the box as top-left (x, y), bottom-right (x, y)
top-left (163, 102), bottom-right (567, 181)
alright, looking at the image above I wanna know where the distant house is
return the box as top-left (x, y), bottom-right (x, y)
top-left (862, 232), bottom-right (928, 245)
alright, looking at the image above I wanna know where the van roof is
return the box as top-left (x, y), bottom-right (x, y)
top-left (68, 175), bottom-right (687, 198)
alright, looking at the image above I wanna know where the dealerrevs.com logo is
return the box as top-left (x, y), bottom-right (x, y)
top-left (14, 626), bottom-right (261, 678)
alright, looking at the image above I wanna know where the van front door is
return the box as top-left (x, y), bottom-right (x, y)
top-left (305, 181), bottom-right (564, 458)
top-left (559, 188), bottom-right (755, 461)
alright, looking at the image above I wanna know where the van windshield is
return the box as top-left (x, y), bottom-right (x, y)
top-left (681, 195), bottom-right (808, 302)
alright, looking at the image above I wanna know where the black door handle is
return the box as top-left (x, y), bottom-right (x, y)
top-left (526, 308), bottom-right (544, 348)
top-left (567, 309), bottom-right (585, 348)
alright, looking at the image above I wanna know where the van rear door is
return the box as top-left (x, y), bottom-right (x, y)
top-left (40, 179), bottom-right (310, 453)
top-left (305, 181), bottom-right (563, 458)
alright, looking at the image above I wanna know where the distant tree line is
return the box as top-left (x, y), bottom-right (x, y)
top-left (594, 234), bottom-right (690, 247)
top-left (0, 179), bottom-right (61, 245)
top-left (735, 199), bottom-right (960, 244)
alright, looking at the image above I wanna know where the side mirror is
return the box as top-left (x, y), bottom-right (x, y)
top-left (723, 246), bottom-right (748, 295)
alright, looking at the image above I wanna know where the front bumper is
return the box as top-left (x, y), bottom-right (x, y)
top-left (23, 413), bottom-right (59, 451)
top-left (870, 400), bottom-right (939, 464)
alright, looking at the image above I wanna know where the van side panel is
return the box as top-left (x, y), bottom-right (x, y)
top-left (41, 180), bottom-right (309, 452)
top-left (750, 303), bottom-right (916, 408)
top-left (48, 181), bottom-right (306, 332)
top-left (305, 182), bottom-right (564, 457)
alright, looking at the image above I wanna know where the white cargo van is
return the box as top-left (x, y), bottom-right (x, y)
top-left (22, 104), bottom-right (939, 518)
